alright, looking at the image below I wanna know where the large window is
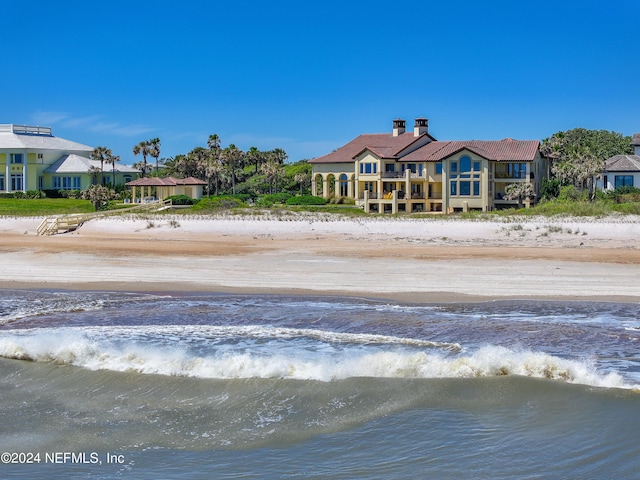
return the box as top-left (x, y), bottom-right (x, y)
top-left (495, 163), bottom-right (527, 179)
top-left (10, 154), bottom-right (23, 164)
top-left (402, 163), bottom-right (423, 176)
top-left (615, 175), bottom-right (634, 188)
top-left (450, 156), bottom-right (481, 196)
top-left (359, 162), bottom-right (377, 174)
top-left (54, 176), bottom-right (81, 190)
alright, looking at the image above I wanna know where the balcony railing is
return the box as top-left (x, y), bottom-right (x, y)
top-left (360, 192), bottom-right (427, 200)
top-left (0, 124), bottom-right (52, 135)
top-left (381, 171), bottom-right (426, 179)
top-left (494, 171), bottom-right (527, 179)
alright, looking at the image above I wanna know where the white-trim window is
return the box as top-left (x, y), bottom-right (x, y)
top-left (54, 176), bottom-right (81, 190)
top-left (359, 162), bottom-right (378, 174)
top-left (37, 153), bottom-right (44, 164)
top-left (450, 156), bottom-right (481, 196)
top-left (11, 174), bottom-right (23, 191)
top-left (10, 154), bottom-right (23, 164)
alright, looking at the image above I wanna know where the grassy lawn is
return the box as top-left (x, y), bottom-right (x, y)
top-left (0, 198), bottom-right (95, 216)
top-left (1, 196), bottom-right (638, 219)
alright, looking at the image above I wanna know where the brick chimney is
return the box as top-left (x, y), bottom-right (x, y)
top-left (392, 119), bottom-right (406, 136)
top-left (414, 118), bottom-right (429, 137)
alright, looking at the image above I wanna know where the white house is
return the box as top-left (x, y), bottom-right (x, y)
top-left (598, 133), bottom-right (640, 190)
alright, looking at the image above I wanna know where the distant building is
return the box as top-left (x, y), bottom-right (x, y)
top-left (309, 118), bottom-right (545, 213)
top-left (0, 124), bottom-right (138, 193)
top-left (126, 176), bottom-right (207, 202)
top-left (598, 133), bottom-right (640, 190)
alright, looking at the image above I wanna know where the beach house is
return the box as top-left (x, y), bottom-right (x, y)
top-left (0, 124), bottom-right (138, 193)
top-left (598, 133), bottom-right (640, 191)
top-left (309, 118), bottom-right (545, 213)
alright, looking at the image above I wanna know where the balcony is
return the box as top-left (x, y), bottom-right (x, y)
top-left (381, 170), bottom-right (426, 179)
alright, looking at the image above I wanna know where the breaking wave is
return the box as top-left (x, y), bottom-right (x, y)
top-left (0, 326), bottom-right (632, 389)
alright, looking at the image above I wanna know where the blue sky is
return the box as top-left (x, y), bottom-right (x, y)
top-left (3, 0), bottom-right (638, 164)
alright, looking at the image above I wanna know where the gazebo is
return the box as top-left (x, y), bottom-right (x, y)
top-left (126, 176), bottom-right (207, 202)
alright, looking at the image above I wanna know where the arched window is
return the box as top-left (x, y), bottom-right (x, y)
top-left (339, 174), bottom-right (349, 197)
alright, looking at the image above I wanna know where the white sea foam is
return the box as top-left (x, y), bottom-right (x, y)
top-left (0, 327), bottom-right (632, 389)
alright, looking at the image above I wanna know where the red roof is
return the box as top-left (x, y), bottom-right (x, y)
top-left (310, 133), bottom-right (540, 165)
top-left (126, 176), bottom-right (207, 186)
top-left (309, 132), bottom-right (431, 164)
top-left (404, 139), bottom-right (540, 162)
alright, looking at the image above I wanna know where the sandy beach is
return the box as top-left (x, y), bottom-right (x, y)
top-left (1, 213), bottom-right (639, 302)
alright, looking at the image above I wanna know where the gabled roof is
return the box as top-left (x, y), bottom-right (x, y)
top-left (0, 129), bottom-right (93, 152)
top-left (404, 139), bottom-right (540, 162)
top-left (44, 154), bottom-right (139, 174)
top-left (126, 176), bottom-right (206, 186)
top-left (604, 155), bottom-right (640, 172)
top-left (309, 132), bottom-right (431, 164)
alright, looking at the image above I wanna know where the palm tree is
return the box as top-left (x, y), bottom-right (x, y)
top-left (90, 146), bottom-right (109, 186)
top-left (246, 146), bottom-right (264, 174)
top-left (262, 159), bottom-right (284, 194)
top-left (206, 134), bottom-right (222, 194)
top-left (294, 171), bottom-right (310, 194)
top-left (147, 138), bottom-right (161, 176)
top-left (133, 140), bottom-right (151, 178)
top-left (106, 153), bottom-right (121, 185)
top-left (88, 165), bottom-right (102, 185)
top-left (269, 148), bottom-right (288, 165)
top-left (221, 144), bottom-right (244, 195)
top-left (207, 134), bottom-right (221, 152)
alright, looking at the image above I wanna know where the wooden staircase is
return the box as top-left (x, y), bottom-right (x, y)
top-left (36, 199), bottom-right (173, 236)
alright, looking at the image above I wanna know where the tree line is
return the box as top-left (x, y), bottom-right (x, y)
top-left (539, 128), bottom-right (634, 200)
top-left (160, 135), bottom-right (311, 197)
top-left (89, 135), bottom-right (312, 198)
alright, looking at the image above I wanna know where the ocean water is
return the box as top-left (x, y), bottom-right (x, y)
top-left (0, 289), bottom-right (639, 479)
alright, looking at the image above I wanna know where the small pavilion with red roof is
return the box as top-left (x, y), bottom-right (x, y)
top-left (126, 176), bottom-right (207, 202)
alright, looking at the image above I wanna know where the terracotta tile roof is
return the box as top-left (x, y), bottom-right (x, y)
top-left (404, 139), bottom-right (540, 162)
top-left (310, 133), bottom-right (540, 165)
top-left (605, 155), bottom-right (640, 172)
top-left (126, 176), bottom-right (206, 186)
top-left (309, 132), bottom-right (429, 164)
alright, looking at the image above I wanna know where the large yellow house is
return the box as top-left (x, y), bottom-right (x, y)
top-left (309, 118), bottom-right (546, 213)
top-left (0, 124), bottom-right (138, 193)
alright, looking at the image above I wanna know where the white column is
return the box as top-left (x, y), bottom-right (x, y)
top-left (5, 156), bottom-right (9, 192)
top-left (22, 150), bottom-right (28, 192)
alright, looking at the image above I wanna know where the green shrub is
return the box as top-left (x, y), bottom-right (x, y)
top-left (191, 196), bottom-right (247, 211)
top-left (285, 195), bottom-right (327, 206)
top-left (557, 185), bottom-right (586, 202)
top-left (0, 191), bottom-right (46, 199)
top-left (606, 186), bottom-right (640, 203)
top-left (256, 193), bottom-right (292, 207)
top-left (166, 194), bottom-right (198, 205)
top-left (58, 189), bottom-right (83, 199)
top-left (540, 178), bottom-right (561, 200)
